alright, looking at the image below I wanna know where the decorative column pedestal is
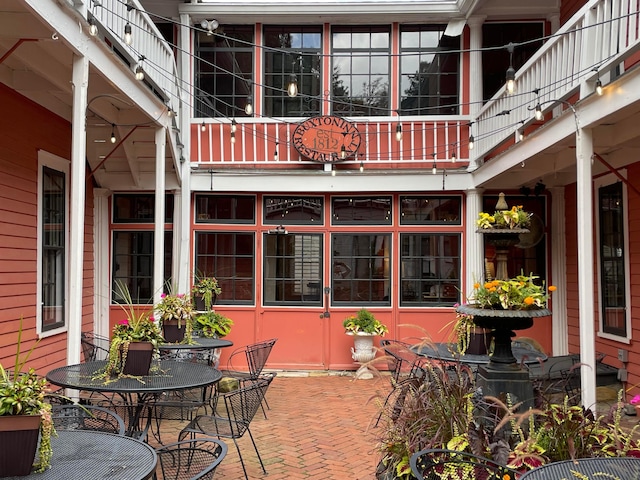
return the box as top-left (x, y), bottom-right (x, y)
top-left (457, 305), bottom-right (551, 411)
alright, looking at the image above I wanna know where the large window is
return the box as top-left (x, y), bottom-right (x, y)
top-left (332, 196), bottom-right (392, 225)
top-left (331, 26), bottom-right (390, 116)
top-left (40, 162), bottom-right (67, 332)
top-left (400, 196), bottom-right (461, 224)
top-left (195, 26), bottom-right (254, 118)
top-left (598, 181), bottom-right (628, 337)
top-left (263, 233), bottom-right (322, 306)
top-left (399, 26), bottom-right (460, 115)
top-left (112, 232), bottom-right (172, 304)
top-left (195, 232), bottom-right (255, 304)
top-left (195, 195), bottom-right (255, 223)
top-left (400, 234), bottom-right (460, 306)
top-left (264, 26), bottom-right (322, 117)
top-left (332, 234), bottom-right (391, 305)
top-left (264, 196), bottom-right (323, 224)
top-left (112, 193), bottom-right (174, 223)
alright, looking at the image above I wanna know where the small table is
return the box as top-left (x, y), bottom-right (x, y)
top-left (412, 342), bottom-right (547, 365)
top-left (519, 457), bottom-right (640, 479)
top-left (1, 430), bottom-right (157, 480)
top-left (47, 360), bottom-right (222, 437)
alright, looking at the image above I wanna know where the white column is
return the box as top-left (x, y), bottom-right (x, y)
top-left (576, 125), bottom-right (597, 412)
top-left (465, 188), bottom-right (485, 300)
top-left (154, 127), bottom-right (166, 305)
top-left (67, 54), bottom-right (89, 366)
top-left (93, 188), bottom-right (111, 341)
top-left (550, 186), bottom-right (568, 356)
top-left (467, 16), bottom-right (485, 172)
top-left (177, 13), bottom-right (193, 294)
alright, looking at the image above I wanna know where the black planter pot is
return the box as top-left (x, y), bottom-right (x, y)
top-left (162, 319), bottom-right (186, 343)
top-left (121, 341), bottom-right (154, 376)
top-left (194, 292), bottom-right (217, 311)
top-left (466, 330), bottom-right (489, 355)
top-left (0, 414), bottom-right (41, 476)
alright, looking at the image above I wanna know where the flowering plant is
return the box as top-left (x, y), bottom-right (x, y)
top-left (469, 273), bottom-right (556, 310)
top-left (104, 281), bottom-right (164, 377)
top-left (192, 275), bottom-right (222, 311)
top-left (343, 309), bottom-right (388, 335)
top-left (155, 292), bottom-right (194, 327)
top-left (476, 205), bottom-right (531, 229)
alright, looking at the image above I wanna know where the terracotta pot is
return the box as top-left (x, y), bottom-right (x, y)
top-left (0, 414), bottom-right (41, 476)
top-left (121, 341), bottom-right (154, 376)
top-left (162, 318), bottom-right (186, 343)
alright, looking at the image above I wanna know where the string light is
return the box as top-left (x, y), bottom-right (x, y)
top-left (534, 103), bottom-right (543, 121)
top-left (395, 123), bottom-right (403, 141)
top-left (124, 22), bottom-right (132, 45)
top-left (244, 96), bottom-right (253, 116)
top-left (88, 17), bottom-right (98, 36)
top-left (287, 74), bottom-right (298, 98)
top-left (450, 144), bottom-right (456, 163)
top-left (359, 161), bottom-right (364, 172)
top-left (468, 134), bottom-right (474, 151)
top-left (231, 119), bottom-right (237, 133)
top-left (505, 43), bottom-right (515, 94)
top-left (595, 78), bottom-right (603, 96)
top-left (201, 121), bottom-right (206, 132)
top-left (340, 145), bottom-right (347, 160)
top-left (230, 131), bottom-right (236, 143)
top-left (135, 65), bottom-right (144, 81)
top-left (110, 124), bottom-right (116, 144)
top-left (273, 142), bottom-right (279, 161)
top-left (432, 154), bottom-right (437, 175)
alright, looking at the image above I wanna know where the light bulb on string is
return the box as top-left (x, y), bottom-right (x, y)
top-left (395, 123), bottom-right (403, 141)
top-left (231, 119), bottom-right (237, 133)
top-left (244, 96), bottom-right (253, 116)
top-left (534, 103), bottom-right (543, 121)
top-left (505, 43), bottom-right (515, 94)
top-left (88, 17), bottom-right (98, 36)
top-left (595, 78), bottom-right (603, 96)
top-left (359, 161), bottom-right (364, 172)
top-left (273, 142), bottom-right (279, 161)
top-left (468, 134), bottom-right (474, 151)
top-left (201, 122), bottom-right (206, 132)
top-left (287, 74), bottom-right (298, 98)
top-left (135, 65), bottom-right (144, 81)
top-left (110, 124), bottom-right (116, 144)
top-left (124, 22), bottom-right (132, 45)
top-left (230, 131), bottom-right (236, 144)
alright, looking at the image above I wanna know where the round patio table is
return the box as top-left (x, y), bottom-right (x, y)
top-left (158, 337), bottom-right (233, 352)
top-left (412, 342), bottom-right (547, 365)
top-left (519, 457), bottom-right (640, 479)
top-left (46, 360), bottom-right (221, 437)
top-left (159, 337), bottom-right (233, 367)
top-left (1, 430), bottom-right (157, 480)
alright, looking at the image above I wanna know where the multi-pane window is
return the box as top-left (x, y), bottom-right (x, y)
top-left (263, 233), bottom-right (323, 306)
top-left (332, 196), bottom-right (392, 224)
top-left (332, 234), bottom-right (391, 305)
top-left (331, 26), bottom-right (390, 116)
top-left (400, 234), bottom-right (460, 306)
top-left (399, 26), bottom-right (460, 115)
top-left (195, 232), bottom-right (255, 304)
top-left (264, 196), bottom-right (323, 224)
top-left (599, 182), bottom-right (627, 336)
top-left (112, 193), bottom-right (174, 223)
top-left (195, 26), bottom-right (254, 118)
top-left (400, 196), bottom-right (461, 224)
top-left (264, 26), bottom-right (322, 117)
top-left (195, 195), bottom-right (255, 223)
top-left (41, 166), bottom-right (66, 332)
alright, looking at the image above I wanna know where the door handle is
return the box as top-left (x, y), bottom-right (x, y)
top-left (320, 286), bottom-right (331, 318)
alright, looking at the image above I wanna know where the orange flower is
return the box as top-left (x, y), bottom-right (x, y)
top-left (484, 282), bottom-right (493, 289)
top-left (524, 296), bottom-right (535, 305)
top-left (474, 282), bottom-right (480, 289)
top-left (549, 285), bottom-right (557, 292)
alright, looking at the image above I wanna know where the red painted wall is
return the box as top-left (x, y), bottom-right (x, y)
top-left (0, 83), bottom-right (94, 376)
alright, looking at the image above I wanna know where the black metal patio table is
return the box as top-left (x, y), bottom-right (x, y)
top-left (46, 360), bottom-right (222, 437)
top-left (1, 430), bottom-right (157, 480)
top-left (159, 337), bottom-right (233, 367)
top-left (519, 457), bottom-right (640, 479)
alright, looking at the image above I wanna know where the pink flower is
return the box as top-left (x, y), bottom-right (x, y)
top-left (118, 319), bottom-right (129, 325)
top-left (161, 293), bottom-right (167, 298)
top-left (631, 395), bottom-right (640, 405)
top-left (177, 294), bottom-right (184, 298)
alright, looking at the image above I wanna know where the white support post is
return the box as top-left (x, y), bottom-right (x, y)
top-left (154, 127), bottom-right (166, 305)
top-left (93, 188), bottom-right (111, 341)
top-left (465, 188), bottom-right (485, 299)
top-left (576, 125), bottom-right (597, 412)
top-left (550, 186), bottom-right (568, 356)
top-left (466, 16), bottom-right (485, 172)
top-left (67, 53), bottom-right (89, 366)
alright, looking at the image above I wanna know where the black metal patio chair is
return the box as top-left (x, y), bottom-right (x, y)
top-left (80, 331), bottom-right (111, 362)
top-left (154, 438), bottom-right (227, 480)
top-left (179, 376), bottom-right (273, 480)
top-left (51, 404), bottom-right (126, 435)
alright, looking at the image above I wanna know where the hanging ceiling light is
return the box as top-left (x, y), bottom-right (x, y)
top-left (505, 43), bottom-right (515, 94)
top-left (110, 124), bottom-right (116, 144)
top-left (124, 22), bottom-right (132, 45)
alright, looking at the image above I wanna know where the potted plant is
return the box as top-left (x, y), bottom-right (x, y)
top-left (155, 292), bottom-right (194, 343)
top-left (194, 311), bottom-right (233, 338)
top-left (104, 281), bottom-right (165, 377)
top-left (448, 307), bottom-right (489, 355)
top-left (191, 275), bottom-right (222, 311)
top-left (0, 318), bottom-right (55, 476)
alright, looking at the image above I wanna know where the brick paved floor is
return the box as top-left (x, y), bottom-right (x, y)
top-left (151, 372), bottom-right (387, 479)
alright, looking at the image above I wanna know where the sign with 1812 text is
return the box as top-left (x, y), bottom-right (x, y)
top-left (292, 116), bottom-right (361, 162)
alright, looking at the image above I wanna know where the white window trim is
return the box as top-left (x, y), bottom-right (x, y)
top-left (594, 171), bottom-right (631, 344)
top-left (37, 150), bottom-right (69, 338)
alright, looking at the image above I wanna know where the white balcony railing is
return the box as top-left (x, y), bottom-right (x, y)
top-left (473, 0), bottom-right (640, 161)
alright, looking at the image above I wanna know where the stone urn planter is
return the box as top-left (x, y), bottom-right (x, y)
top-left (347, 332), bottom-right (378, 379)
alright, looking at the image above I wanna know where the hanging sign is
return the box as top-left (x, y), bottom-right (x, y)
top-left (292, 116), bottom-right (361, 162)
